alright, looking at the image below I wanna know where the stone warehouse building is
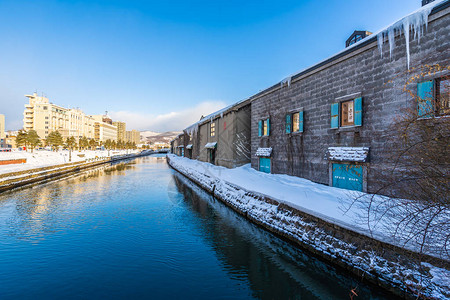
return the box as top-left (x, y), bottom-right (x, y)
top-left (249, 1), bottom-right (449, 193)
top-left (172, 0), bottom-right (449, 195)
top-left (172, 99), bottom-right (251, 168)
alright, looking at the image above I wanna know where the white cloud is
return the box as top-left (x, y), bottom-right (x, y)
top-left (109, 100), bottom-right (227, 132)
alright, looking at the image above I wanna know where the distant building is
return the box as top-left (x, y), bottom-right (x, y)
top-left (0, 114), bottom-right (5, 139)
top-left (23, 93), bottom-right (95, 140)
top-left (125, 129), bottom-right (140, 144)
top-left (113, 121), bottom-right (126, 141)
top-left (92, 115), bottom-right (118, 142)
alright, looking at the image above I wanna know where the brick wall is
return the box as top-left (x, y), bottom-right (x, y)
top-left (250, 8), bottom-right (450, 196)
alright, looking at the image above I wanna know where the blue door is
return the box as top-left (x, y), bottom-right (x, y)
top-left (181, 148), bottom-right (184, 157)
top-left (259, 157), bottom-right (271, 174)
top-left (332, 163), bottom-right (363, 191)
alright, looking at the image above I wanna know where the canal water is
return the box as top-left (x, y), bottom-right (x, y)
top-left (0, 155), bottom-right (394, 299)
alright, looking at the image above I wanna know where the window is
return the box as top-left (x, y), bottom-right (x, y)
top-left (45, 116), bottom-right (48, 119)
top-left (331, 97), bottom-right (362, 129)
top-left (418, 77), bottom-right (450, 117)
top-left (285, 111), bottom-right (304, 133)
top-left (210, 122), bottom-right (215, 137)
top-left (341, 100), bottom-right (354, 127)
top-left (43, 106), bottom-right (48, 110)
top-left (436, 77), bottom-right (449, 116)
top-left (258, 118), bottom-right (270, 136)
top-left (45, 121), bottom-right (48, 124)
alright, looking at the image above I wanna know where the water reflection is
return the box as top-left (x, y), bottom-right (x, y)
top-left (2, 161), bottom-right (136, 240)
top-left (0, 156), bottom-right (394, 299)
top-left (171, 172), bottom-right (393, 300)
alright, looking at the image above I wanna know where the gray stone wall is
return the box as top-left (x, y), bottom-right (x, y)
top-left (250, 9), bottom-right (450, 196)
top-left (191, 103), bottom-right (251, 168)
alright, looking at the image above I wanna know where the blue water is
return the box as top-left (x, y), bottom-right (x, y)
top-left (0, 155), bottom-right (394, 299)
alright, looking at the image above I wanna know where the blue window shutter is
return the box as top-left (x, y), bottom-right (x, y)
top-left (299, 111), bottom-right (304, 132)
top-left (258, 120), bottom-right (262, 137)
top-left (417, 80), bottom-right (434, 118)
top-left (331, 103), bottom-right (339, 128)
top-left (285, 114), bottom-right (291, 134)
top-left (266, 118), bottom-right (270, 136)
top-left (354, 97), bottom-right (362, 126)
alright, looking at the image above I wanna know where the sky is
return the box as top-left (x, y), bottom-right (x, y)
top-left (0, 0), bottom-right (421, 132)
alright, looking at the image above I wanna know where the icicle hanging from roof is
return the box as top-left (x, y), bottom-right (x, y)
top-left (376, 0), bottom-right (440, 69)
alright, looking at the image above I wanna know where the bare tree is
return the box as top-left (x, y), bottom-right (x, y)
top-left (351, 64), bottom-right (449, 260)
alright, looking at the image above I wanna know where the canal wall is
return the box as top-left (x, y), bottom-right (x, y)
top-left (0, 151), bottom-right (154, 193)
top-left (167, 155), bottom-right (449, 300)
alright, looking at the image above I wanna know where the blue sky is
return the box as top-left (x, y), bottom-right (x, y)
top-left (0, 0), bottom-right (420, 131)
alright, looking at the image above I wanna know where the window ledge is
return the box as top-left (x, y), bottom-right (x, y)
top-left (288, 131), bottom-right (303, 136)
top-left (331, 126), bottom-right (361, 133)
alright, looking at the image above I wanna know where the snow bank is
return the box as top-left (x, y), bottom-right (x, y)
top-left (0, 149), bottom-right (139, 175)
top-left (166, 154), bottom-right (448, 259)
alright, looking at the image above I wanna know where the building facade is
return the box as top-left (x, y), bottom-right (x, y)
top-left (23, 93), bottom-right (97, 140)
top-left (0, 114), bottom-right (5, 139)
top-left (172, 1), bottom-right (449, 197)
top-left (92, 115), bottom-right (118, 142)
top-left (125, 130), bottom-right (140, 144)
top-left (172, 100), bottom-right (251, 168)
top-left (249, 1), bottom-right (449, 194)
top-left (113, 121), bottom-right (126, 141)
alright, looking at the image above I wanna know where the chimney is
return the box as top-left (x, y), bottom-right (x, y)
top-left (422, 0), bottom-right (435, 6)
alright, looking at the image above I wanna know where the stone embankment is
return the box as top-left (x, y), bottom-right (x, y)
top-left (167, 155), bottom-right (449, 300)
top-left (0, 151), bottom-right (154, 193)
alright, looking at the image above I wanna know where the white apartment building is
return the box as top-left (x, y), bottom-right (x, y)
top-left (23, 93), bottom-right (97, 140)
top-left (92, 115), bottom-right (118, 142)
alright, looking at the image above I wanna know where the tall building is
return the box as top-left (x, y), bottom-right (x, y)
top-left (23, 93), bottom-right (95, 140)
top-left (125, 130), bottom-right (140, 144)
top-left (0, 114), bottom-right (5, 139)
top-left (113, 121), bottom-right (126, 141)
top-left (92, 115), bottom-right (118, 142)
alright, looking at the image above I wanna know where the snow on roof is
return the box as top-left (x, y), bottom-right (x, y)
top-left (176, 145), bottom-right (184, 148)
top-left (204, 142), bottom-right (217, 149)
top-left (256, 147), bottom-right (272, 157)
top-left (327, 147), bottom-right (369, 162)
top-left (186, 144), bottom-right (193, 149)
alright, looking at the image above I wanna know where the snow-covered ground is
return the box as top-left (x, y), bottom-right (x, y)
top-left (167, 155), bottom-right (449, 260)
top-left (0, 149), bottom-right (139, 175)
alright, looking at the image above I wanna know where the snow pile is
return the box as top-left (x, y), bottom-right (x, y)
top-left (327, 147), bottom-right (369, 162)
top-left (255, 147), bottom-right (272, 157)
top-left (186, 144), bottom-right (193, 149)
top-left (280, 76), bottom-right (292, 87)
top-left (168, 154), bottom-right (450, 299)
